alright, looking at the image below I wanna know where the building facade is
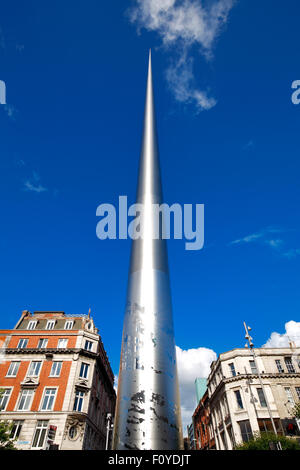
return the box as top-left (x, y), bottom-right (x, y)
top-left (0, 310), bottom-right (116, 450)
top-left (204, 346), bottom-right (300, 449)
top-left (193, 389), bottom-right (216, 450)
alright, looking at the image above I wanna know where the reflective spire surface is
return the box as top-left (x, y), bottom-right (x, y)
top-left (112, 51), bottom-right (183, 450)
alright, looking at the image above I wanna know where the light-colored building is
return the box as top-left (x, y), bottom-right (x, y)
top-left (0, 310), bottom-right (116, 450)
top-left (206, 345), bottom-right (300, 449)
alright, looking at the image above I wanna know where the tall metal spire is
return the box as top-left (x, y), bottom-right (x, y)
top-left (112, 52), bottom-right (183, 450)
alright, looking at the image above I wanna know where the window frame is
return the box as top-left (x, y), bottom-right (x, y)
top-left (79, 362), bottom-right (90, 379)
top-left (6, 361), bottom-right (20, 377)
top-left (257, 388), bottom-right (267, 407)
top-left (57, 338), bottom-right (68, 349)
top-left (16, 389), bottom-right (34, 411)
top-left (27, 361), bottom-right (42, 378)
top-left (228, 362), bottom-right (236, 377)
top-left (49, 361), bottom-right (62, 378)
top-left (17, 339), bottom-right (28, 349)
top-left (73, 390), bottom-right (84, 412)
top-left (31, 420), bottom-right (49, 449)
top-left (84, 340), bottom-right (93, 351)
top-left (275, 359), bottom-right (284, 373)
top-left (45, 320), bottom-right (55, 330)
top-left (284, 357), bottom-right (296, 374)
top-left (64, 321), bottom-right (74, 330)
top-left (40, 387), bottom-right (57, 411)
top-left (234, 389), bottom-right (244, 409)
top-left (249, 360), bottom-right (258, 374)
top-left (0, 388), bottom-right (12, 411)
top-left (10, 420), bottom-right (24, 441)
top-left (37, 338), bottom-right (48, 349)
top-left (27, 321), bottom-right (37, 330)
top-left (284, 387), bottom-right (295, 405)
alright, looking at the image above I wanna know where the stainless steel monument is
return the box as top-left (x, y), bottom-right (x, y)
top-left (112, 52), bottom-right (183, 450)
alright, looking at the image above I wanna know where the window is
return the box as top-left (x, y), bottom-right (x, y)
top-left (0, 389), bottom-right (11, 410)
top-left (58, 339), bottom-right (68, 349)
top-left (65, 321), bottom-right (74, 330)
top-left (38, 338), bottom-right (48, 349)
top-left (73, 391), bottom-right (84, 412)
top-left (229, 363), bottom-right (236, 377)
top-left (258, 418), bottom-right (283, 435)
top-left (27, 321), bottom-right (37, 330)
top-left (234, 390), bottom-right (243, 409)
top-left (284, 357), bottom-right (295, 373)
top-left (275, 360), bottom-right (284, 373)
top-left (69, 426), bottom-right (78, 440)
top-left (28, 361), bottom-right (42, 377)
top-left (249, 360), bottom-right (257, 374)
top-left (257, 388), bottom-right (267, 407)
top-left (32, 421), bottom-right (48, 449)
top-left (17, 389), bottom-right (34, 411)
top-left (41, 388), bottom-right (57, 411)
top-left (285, 387), bottom-right (295, 405)
top-left (7, 361), bottom-right (20, 377)
top-left (10, 420), bottom-right (24, 440)
top-left (50, 361), bottom-right (62, 377)
top-left (17, 339), bottom-right (28, 349)
top-left (46, 320), bottom-right (55, 330)
top-left (296, 387), bottom-right (300, 400)
top-left (238, 420), bottom-right (252, 443)
top-left (84, 340), bottom-right (93, 351)
top-left (79, 362), bottom-right (89, 379)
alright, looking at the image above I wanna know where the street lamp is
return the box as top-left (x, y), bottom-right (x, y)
top-left (243, 322), bottom-right (278, 438)
top-left (105, 413), bottom-right (114, 450)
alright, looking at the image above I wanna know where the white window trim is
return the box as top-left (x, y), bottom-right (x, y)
top-left (31, 420), bottom-right (49, 449)
top-left (57, 338), bottom-right (68, 349)
top-left (84, 340), bottom-right (93, 352)
top-left (17, 339), bottom-right (28, 349)
top-left (64, 320), bottom-right (74, 330)
top-left (39, 387), bottom-right (58, 412)
top-left (49, 361), bottom-right (62, 378)
top-left (27, 321), bottom-right (37, 330)
top-left (6, 361), bottom-right (20, 378)
top-left (27, 360), bottom-right (43, 378)
top-left (0, 387), bottom-right (13, 411)
top-left (79, 362), bottom-right (90, 379)
top-left (73, 390), bottom-right (85, 412)
top-left (46, 320), bottom-right (55, 330)
top-left (38, 338), bottom-right (48, 348)
top-left (16, 389), bottom-right (35, 412)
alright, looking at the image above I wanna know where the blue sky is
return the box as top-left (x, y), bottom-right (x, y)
top-left (1, 0), bottom-right (300, 390)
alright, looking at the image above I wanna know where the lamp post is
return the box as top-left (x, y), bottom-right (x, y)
top-left (105, 413), bottom-right (113, 450)
top-left (243, 322), bottom-right (278, 438)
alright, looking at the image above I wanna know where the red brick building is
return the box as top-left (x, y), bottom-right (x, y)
top-left (0, 310), bottom-right (116, 450)
top-left (193, 390), bottom-right (216, 450)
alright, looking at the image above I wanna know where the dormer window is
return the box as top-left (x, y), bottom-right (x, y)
top-left (46, 320), bottom-right (55, 330)
top-left (27, 321), bottom-right (37, 330)
top-left (65, 321), bottom-right (74, 330)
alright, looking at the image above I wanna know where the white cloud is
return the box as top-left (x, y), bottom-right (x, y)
top-left (114, 374), bottom-right (118, 393)
top-left (176, 345), bottom-right (217, 433)
top-left (263, 321), bottom-right (300, 348)
top-left (23, 171), bottom-right (47, 193)
top-left (230, 227), bottom-right (284, 246)
top-left (229, 227), bottom-right (300, 259)
top-left (128, 0), bottom-right (235, 111)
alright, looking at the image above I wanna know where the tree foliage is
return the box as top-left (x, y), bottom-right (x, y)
top-left (235, 432), bottom-right (300, 450)
top-left (0, 389), bottom-right (17, 450)
top-left (0, 421), bottom-right (16, 450)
